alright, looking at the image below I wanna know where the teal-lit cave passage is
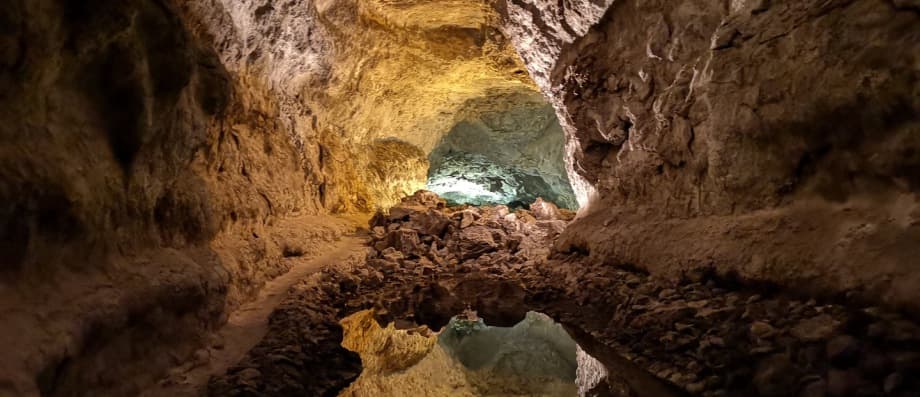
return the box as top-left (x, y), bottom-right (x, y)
top-left (426, 93), bottom-right (578, 210)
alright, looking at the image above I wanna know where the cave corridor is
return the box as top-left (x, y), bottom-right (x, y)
top-left (427, 91), bottom-right (577, 209)
top-left (1, 0), bottom-right (919, 396)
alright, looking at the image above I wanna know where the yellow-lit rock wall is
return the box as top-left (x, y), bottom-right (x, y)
top-left (180, 0), bottom-right (543, 211)
top-left (319, 0), bottom-right (546, 210)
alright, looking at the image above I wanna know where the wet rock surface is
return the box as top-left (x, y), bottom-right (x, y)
top-left (210, 192), bottom-right (920, 397)
top-left (335, 309), bottom-right (579, 396)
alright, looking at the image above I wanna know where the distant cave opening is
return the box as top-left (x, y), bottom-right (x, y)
top-left (426, 94), bottom-right (578, 210)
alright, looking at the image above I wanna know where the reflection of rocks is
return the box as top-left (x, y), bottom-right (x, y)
top-left (211, 191), bottom-right (920, 397)
top-left (338, 310), bottom-right (579, 397)
top-left (339, 310), bottom-right (435, 374)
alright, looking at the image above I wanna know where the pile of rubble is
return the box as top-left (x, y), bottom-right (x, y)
top-left (365, 191), bottom-right (572, 279)
top-left (209, 191), bottom-right (920, 397)
top-left (206, 192), bottom-right (576, 396)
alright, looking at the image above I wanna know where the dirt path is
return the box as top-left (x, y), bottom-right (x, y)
top-left (144, 234), bottom-right (368, 397)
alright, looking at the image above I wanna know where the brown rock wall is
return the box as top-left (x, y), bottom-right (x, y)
top-left (500, 0), bottom-right (920, 312)
top-left (0, 0), bottom-right (351, 394)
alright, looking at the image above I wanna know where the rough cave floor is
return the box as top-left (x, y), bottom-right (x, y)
top-left (147, 235), bottom-right (369, 397)
top-left (193, 191), bottom-right (920, 397)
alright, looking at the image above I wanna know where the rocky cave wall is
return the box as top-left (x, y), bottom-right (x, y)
top-left (0, 0), bottom-right (575, 394)
top-left (500, 0), bottom-right (920, 313)
top-left (0, 0), bottom-right (353, 395)
top-left (2, 0), bottom-right (919, 395)
top-left (179, 0), bottom-right (556, 211)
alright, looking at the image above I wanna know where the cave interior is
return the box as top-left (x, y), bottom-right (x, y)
top-left (1, 0), bottom-right (919, 396)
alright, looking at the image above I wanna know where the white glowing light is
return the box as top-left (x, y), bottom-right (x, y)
top-left (427, 177), bottom-right (505, 200)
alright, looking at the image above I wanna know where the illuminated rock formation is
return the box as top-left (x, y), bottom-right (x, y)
top-left (179, 0), bottom-right (552, 211)
top-left (427, 91), bottom-right (577, 209)
top-left (500, 0), bottom-right (920, 312)
top-left (1, 0), bottom-right (918, 396)
top-left (339, 310), bottom-right (580, 397)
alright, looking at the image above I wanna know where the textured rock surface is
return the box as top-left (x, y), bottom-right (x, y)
top-left (340, 309), bottom-right (437, 375)
top-left (0, 0), bottom-right (353, 395)
top-left (210, 192), bottom-right (920, 397)
top-left (427, 91), bottom-right (577, 209)
top-left (500, 0), bottom-right (920, 313)
top-left (3, 0), bottom-right (919, 395)
top-left (338, 310), bottom-right (578, 396)
top-left (178, 0), bottom-right (557, 211)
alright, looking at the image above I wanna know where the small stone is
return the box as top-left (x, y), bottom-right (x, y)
top-left (751, 321), bottom-right (777, 339)
top-left (459, 211), bottom-right (476, 228)
top-left (674, 322), bottom-right (693, 332)
top-left (708, 336), bottom-right (726, 347)
top-left (656, 368), bottom-right (673, 380)
top-left (625, 275), bottom-right (641, 287)
top-left (791, 314), bottom-right (840, 342)
top-left (237, 367), bottom-right (262, 381)
top-left (456, 225), bottom-right (498, 260)
top-left (687, 381), bottom-right (706, 394)
top-left (659, 288), bottom-right (677, 299)
top-left (704, 375), bottom-right (722, 388)
top-left (530, 197), bottom-right (561, 220)
top-left (687, 299), bottom-right (709, 309)
top-left (380, 247), bottom-right (404, 262)
top-left (667, 372), bottom-right (684, 384)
